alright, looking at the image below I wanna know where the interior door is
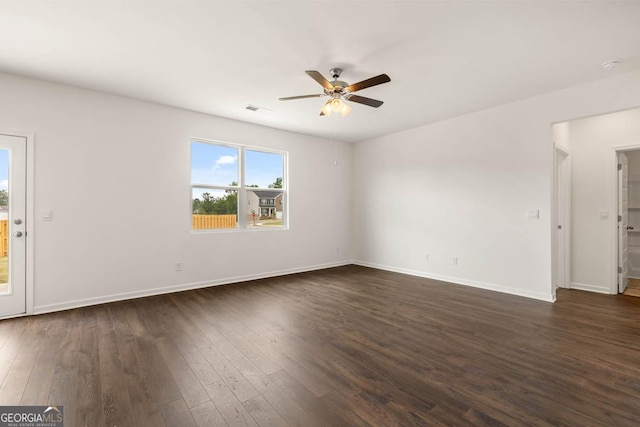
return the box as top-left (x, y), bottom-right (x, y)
top-left (555, 148), bottom-right (569, 288)
top-left (618, 152), bottom-right (629, 293)
top-left (0, 134), bottom-right (26, 317)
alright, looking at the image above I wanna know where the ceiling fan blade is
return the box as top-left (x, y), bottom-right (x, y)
top-left (347, 74), bottom-right (391, 93)
top-left (279, 94), bottom-right (323, 101)
top-left (346, 94), bottom-right (384, 108)
top-left (306, 70), bottom-right (334, 90)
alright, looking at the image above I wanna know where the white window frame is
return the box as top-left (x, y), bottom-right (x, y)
top-left (190, 138), bottom-right (288, 232)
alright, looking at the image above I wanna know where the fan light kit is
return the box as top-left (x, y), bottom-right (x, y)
top-left (280, 68), bottom-right (391, 117)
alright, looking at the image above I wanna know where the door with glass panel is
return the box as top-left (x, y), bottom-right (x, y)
top-left (0, 134), bottom-right (26, 317)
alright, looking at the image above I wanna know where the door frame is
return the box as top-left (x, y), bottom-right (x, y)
top-left (612, 144), bottom-right (640, 294)
top-left (0, 129), bottom-right (34, 317)
top-left (553, 145), bottom-right (571, 291)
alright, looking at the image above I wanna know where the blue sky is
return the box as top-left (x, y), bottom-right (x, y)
top-left (191, 142), bottom-right (283, 199)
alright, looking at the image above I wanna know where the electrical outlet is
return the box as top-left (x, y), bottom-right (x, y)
top-left (176, 262), bottom-right (183, 271)
top-left (424, 253), bottom-right (429, 261)
top-left (452, 257), bottom-right (458, 266)
top-left (336, 247), bottom-right (340, 255)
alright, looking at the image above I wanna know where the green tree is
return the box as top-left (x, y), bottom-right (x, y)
top-left (199, 192), bottom-right (216, 214)
top-left (0, 189), bottom-right (7, 206)
top-left (192, 197), bottom-right (202, 213)
top-left (193, 183), bottom-right (238, 215)
top-left (268, 177), bottom-right (282, 189)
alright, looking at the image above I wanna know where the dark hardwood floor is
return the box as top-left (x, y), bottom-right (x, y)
top-left (1, 265), bottom-right (639, 426)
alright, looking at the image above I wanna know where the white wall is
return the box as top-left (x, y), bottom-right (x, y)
top-left (553, 122), bottom-right (572, 152)
top-left (0, 72), bottom-right (352, 313)
top-left (352, 70), bottom-right (640, 302)
top-left (4, 69), bottom-right (640, 313)
top-left (568, 108), bottom-right (640, 293)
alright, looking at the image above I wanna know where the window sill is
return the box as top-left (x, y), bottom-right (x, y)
top-left (191, 226), bottom-right (289, 235)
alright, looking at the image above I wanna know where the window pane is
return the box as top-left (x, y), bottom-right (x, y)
top-left (0, 150), bottom-right (7, 293)
top-left (247, 189), bottom-right (284, 228)
top-left (191, 142), bottom-right (239, 186)
top-left (245, 150), bottom-right (283, 189)
top-left (192, 188), bottom-right (238, 230)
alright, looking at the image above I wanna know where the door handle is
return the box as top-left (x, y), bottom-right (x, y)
top-left (12, 231), bottom-right (22, 237)
top-left (627, 226), bottom-right (635, 230)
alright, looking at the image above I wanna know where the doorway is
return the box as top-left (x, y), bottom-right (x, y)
top-left (617, 149), bottom-right (640, 296)
top-left (617, 151), bottom-right (629, 293)
top-left (0, 134), bottom-right (27, 317)
top-left (552, 108), bottom-right (640, 297)
top-left (554, 146), bottom-right (570, 289)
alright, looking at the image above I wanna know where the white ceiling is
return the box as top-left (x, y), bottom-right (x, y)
top-left (1, 1), bottom-right (639, 143)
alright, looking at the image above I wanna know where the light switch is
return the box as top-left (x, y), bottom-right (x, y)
top-left (42, 210), bottom-right (52, 221)
top-left (527, 209), bottom-right (539, 219)
top-left (600, 210), bottom-right (609, 219)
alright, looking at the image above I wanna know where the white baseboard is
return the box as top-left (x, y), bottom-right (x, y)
top-left (353, 260), bottom-right (556, 303)
top-left (569, 282), bottom-right (612, 294)
top-left (33, 261), bottom-right (351, 315)
top-left (33, 259), bottom-right (562, 315)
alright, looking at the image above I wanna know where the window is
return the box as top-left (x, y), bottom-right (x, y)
top-left (191, 140), bottom-right (286, 230)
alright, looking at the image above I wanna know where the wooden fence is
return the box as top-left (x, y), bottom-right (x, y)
top-left (0, 216), bottom-right (238, 251)
top-left (0, 220), bottom-right (6, 257)
top-left (192, 214), bottom-right (237, 230)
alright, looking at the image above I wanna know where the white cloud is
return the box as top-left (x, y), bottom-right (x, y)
top-left (0, 180), bottom-right (7, 190)
top-left (215, 155), bottom-right (237, 167)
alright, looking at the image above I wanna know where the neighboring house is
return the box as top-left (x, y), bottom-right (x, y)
top-left (275, 193), bottom-right (283, 217)
top-left (249, 190), bottom-right (283, 218)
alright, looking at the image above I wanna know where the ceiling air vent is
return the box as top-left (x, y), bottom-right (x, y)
top-left (246, 105), bottom-right (272, 112)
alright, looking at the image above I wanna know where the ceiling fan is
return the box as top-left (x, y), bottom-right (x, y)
top-left (279, 68), bottom-right (391, 117)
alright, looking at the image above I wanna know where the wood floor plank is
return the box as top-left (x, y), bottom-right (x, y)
top-left (173, 299), bottom-right (260, 403)
top-left (156, 337), bottom-right (209, 409)
top-left (242, 394), bottom-right (289, 427)
top-left (157, 301), bottom-right (226, 387)
top-left (161, 398), bottom-right (197, 427)
top-left (73, 309), bottom-right (104, 427)
top-left (0, 318), bottom-right (42, 405)
top-left (231, 356), bottom-right (324, 427)
top-left (624, 277), bottom-right (640, 297)
top-left (47, 311), bottom-right (82, 427)
top-left (267, 369), bottom-right (348, 424)
top-left (190, 400), bottom-right (228, 427)
top-left (0, 265), bottom-right (640, 425)
top-left (203, 380), bottom-right (259, 427)
top-left (0, 319), bottom-right (28, 391)
top-left (21, 316), bottom-right (66, 405)
top-left (98, 307), bottom-right (136, 427)
top-left (111, 306), bottom-right (166, 427)
top-left (0, 319), bottom-right (18, 352)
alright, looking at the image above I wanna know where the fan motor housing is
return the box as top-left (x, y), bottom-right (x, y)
top-left (327, 81), bottom-right (348, 93)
